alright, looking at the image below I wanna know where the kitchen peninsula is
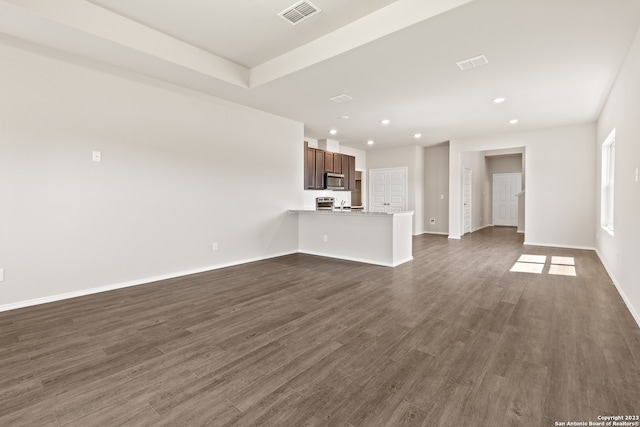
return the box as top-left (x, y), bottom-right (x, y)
top-left (289, 210), bottom-right (414, 267)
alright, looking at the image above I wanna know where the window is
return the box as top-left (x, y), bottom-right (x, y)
top-left (601, 129), bottom-right (615, 235)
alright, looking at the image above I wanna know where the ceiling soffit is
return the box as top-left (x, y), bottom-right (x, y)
top-left (0, 0), bottom-right (474, 88)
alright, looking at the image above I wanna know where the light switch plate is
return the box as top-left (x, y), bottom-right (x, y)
top-left (92, 151), bottom-right (101, 162)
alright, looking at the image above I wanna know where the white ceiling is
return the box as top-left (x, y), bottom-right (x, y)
top-left (87, 0), bottom-right (400, 68)
top-left (1, 0), bottom-right (639, 150)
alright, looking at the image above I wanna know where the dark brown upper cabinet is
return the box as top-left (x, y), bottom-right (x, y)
top-left (314, 149), bottom-right (325, 190)
top-left (303, 142), bottom-right (356, 191)
top-left (304, 142), bottom-right (315, 189)
top-left (324, 152), bottom-right (334, 174)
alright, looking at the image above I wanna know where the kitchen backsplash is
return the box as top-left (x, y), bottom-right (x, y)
top-left (303, 190), bottom-right (351, 210)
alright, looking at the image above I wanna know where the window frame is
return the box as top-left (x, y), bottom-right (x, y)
top-left (601, 129), bottom-right (615, 235)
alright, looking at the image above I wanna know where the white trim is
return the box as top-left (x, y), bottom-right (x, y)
top-left (523, 241), bottom-right (596, 251)
top-left (448, 235), bottom-right (461, 240)
top-left (0, 251), bottom-right (297, 313)
top-left (298, 250), bottom-right (412, 267)
top-left (422, 231), bottom-right (449, 236)
top-left (596, 249), bottom-right (640, 329)
top-left (601, 129), bottom-right (616, 233)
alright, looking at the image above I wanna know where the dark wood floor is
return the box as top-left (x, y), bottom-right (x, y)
top-left (1, 227), bottom-right (639, 426)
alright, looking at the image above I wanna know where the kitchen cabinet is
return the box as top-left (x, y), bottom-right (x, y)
top-left (341, 155), bottom-right (349, 188)
top-left (340, 154), bottom-right (357, 191)
top-left (303, 142), bottom-right (355, 191)
top-left (304, 142), bottom-right (315, 189)
top-left (348, 155), bottom-right (356, 191)
top-left (314, 149), bottom-right (325, 190)
top-left (333, 153), bottom-right (342, 173)
top-left (324, 152), bottom-right (334, 174)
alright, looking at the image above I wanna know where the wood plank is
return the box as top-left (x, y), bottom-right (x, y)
top-left (0, 227), bottom-right (638, 424)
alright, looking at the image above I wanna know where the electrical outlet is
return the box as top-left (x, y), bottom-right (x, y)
top-left (323, 235), bottom-right (328, 242)
top-left (430, 218), bottom-right (436, 224)
top-left (212, 242), bottom-right (218, 251)
top-left (0, 268), bottom-right (4, 282)
top-left (92, 151), bottom-right (101, 162)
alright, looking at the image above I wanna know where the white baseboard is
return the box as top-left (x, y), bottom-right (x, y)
top-left (422, 231), bottom-right (449, 236)
top-left (0, 250), bottom-right (297, 313)
top-left (523, 241), bottom-right (596, 251)
top-left (595, 249), bottom-right (640, 329)
top-left (298, 249), bottom-right (404, 267)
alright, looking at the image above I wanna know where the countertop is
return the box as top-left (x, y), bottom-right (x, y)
top-left (289, 209), bottom-right (414, 216)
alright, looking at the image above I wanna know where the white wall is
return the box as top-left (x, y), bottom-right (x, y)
top-left (449, 124), bottom-right (596, 249)
top-left (596, 26), bottom-right (640, 326)
top-left (367, 145), bottom-right (425, 235)
top-left (0, 37), bottom-right (303, 310)
top-left (424, 144), bottom-right (449, 234)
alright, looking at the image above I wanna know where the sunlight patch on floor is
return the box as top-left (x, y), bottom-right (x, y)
top-left (549, 264), bottom-right (577, 276)
top-left (518, 254), bottom-right (547, 264)
top-left (510, 262), bottom-right (544, 274)
top-left (551, 256), bottom-right (575, 266)
top-left (510, 254), bottom-right (577, 276)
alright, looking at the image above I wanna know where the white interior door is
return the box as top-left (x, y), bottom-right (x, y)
top-left (388, 169), bottom-right (406, 212)
top-left (369, 167), bottom-right (407, 212)
top-left (370, 169), bottom-right (389, 212)
top-left (463, 167), bottom-right (472, 234)
top-left (493, 173), bottom-right (521, 226)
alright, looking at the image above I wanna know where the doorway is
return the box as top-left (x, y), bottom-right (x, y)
top-left (463, 167), bottom-right (472, 234)
top-left (493, 173), bottom-right (521, 226)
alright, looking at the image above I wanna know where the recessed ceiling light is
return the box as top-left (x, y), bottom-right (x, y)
top-left (380, 119), bottom-right (391, 125)
top-left (338, 115), bottom-right (350, 120)
top-left (493, 97), bottom-right (506, 104)
top-left (329, 129), bottom-right (338, 135)
top-left (414, 133), bottom-right (422, 138)
top-left (509, 119), bottom-right (519, 124)
top-left (367, 140), bottom-right (375, 145)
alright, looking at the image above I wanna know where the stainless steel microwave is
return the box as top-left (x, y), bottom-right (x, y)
top-left (324, 172), bottom-right (345, 190)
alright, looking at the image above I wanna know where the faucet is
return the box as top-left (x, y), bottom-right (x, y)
top-left (340, 200), bottom-right (346, 211)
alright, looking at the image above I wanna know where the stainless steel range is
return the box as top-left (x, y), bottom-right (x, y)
top-left (316, 197), bottom-right (335, 211)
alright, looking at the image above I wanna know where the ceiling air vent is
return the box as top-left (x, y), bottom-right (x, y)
top-left (279, 1), bottom-right (321, 25)
top-left (329, 94), bottom-right (353, 104)
top-left (456, 54), bottom-right (489, 70)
